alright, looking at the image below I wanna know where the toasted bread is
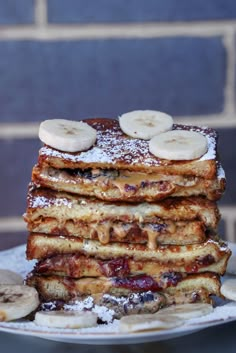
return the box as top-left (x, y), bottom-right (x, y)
top-left (26, 272), bottom-right (220, 302)
top-left (26, 233), bottom-right (231, 265)
top-left (25, 187), bottom-right (220, 241)
top-left (32, 162), bottom-right (225, 202)
top-left (34, 252), bottom-right (229, 277)
top-left (38, 119), bottom-right (218, 179)
top-left (27, 218), bottom-right (207, 246)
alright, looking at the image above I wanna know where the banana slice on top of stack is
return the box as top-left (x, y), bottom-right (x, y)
top-left (37, 111), bottom-right (208, 161)
top-left (119, 110), bottom-right (208, 160)
top-left (39, 119), bottom-right (97, 152)
top-left (119, 110), bottom-right (173, 140)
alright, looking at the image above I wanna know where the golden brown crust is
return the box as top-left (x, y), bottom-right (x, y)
top-left (38, 119), bottom-right (218, 179)
top-left (34, 253), bottom-right (229, 277)
top-left (26, 233), bottom-right (231, 264)
top-left (32, 163), bottom-right (225, 202)
top-left (26, 216), bottom-right (206, 247)
top-left (26, 272), bottom-right (221, 301)
top-left (25, 187), bottom-right (220, 231)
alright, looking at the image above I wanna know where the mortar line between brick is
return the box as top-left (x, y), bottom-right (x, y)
top-left (0, 114), bottom-right (235, 139)
top-left (0, 21), bottom-right (236, 40)
top-left (224, 218), bottom-right (235, 242)
top-left (34, 0), bottom-right (48, 27)
top-left (220, 206), bottom-right (236, 221)
top-left (222, 29), bottom-right (236, 115)
top-left (0, 217), bottom-right (26, 232)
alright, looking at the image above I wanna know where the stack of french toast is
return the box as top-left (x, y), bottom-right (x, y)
top-left (24, 111), bottom-right (231, 319)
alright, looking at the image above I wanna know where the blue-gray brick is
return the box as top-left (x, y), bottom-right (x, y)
top-left (0, 139), bottom-right (41, 217)
top-left (218, 128), bottom-right (236, 206)
top-left (0, 232), bottom-right (27, 251)
top-left (0, 0), bottom-right (34, 24)
top-left (0, 37), bottom-right (226, 122)
top-left (218, 219), bottom-right (226, 240)
top-left (48, 0), bottom-right (236, 23)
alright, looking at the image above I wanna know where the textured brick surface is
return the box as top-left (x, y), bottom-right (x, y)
top-left (0, 232), bottom-right (27, 251)
top-left (218, 128), bottom-right (236, 205)
top-left (0, 139), bottom-right (41, 217)
top-left (0, 0), bottom-right (34, 24)
top-left (0, 37), bottom-right (226, 122)
top-left (48, 0), bottom-right (236, 23)
top-left (218, 219), bottom-right (226, 240)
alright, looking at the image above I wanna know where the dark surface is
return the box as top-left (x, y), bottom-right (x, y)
top-left (217, 128), bottom-right (236, 205)
top-left (48, 0), bottom-right (236, 23)
top-left (0, 0), bottom-right (34, 24)
top-left (0, 138), bottom-right (41, 217)
top-left (0, 37), bottom-right (226, 122)
top-left (0, 232), bottom-right (27, 251)
top-left (0, 320), bottom-right (236, 352)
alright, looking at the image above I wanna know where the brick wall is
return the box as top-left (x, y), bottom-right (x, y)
top-left (0, 0), bottom-right (235, 249)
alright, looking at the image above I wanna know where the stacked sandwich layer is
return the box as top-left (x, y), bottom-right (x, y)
top-left (25, 117), bottom-right (231, 319)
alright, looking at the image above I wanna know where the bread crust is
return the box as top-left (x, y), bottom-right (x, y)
top-left (38, 119), bottom-right (218, 179)
top-left (34, 253), bottom-right (229, 277)
top-left (25, 187), bottom-right (220, 232)
top-left (32, 163), bottom-right (225, 202)
top-left (26, 233), bottom-right (231, 265)
top-left (26, 272), bottom-right (221, 301)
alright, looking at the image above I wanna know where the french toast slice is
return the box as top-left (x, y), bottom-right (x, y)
top-left (34, 252), bottom-right (229, 277)
top-left (26, 233), bottom-right (231, 264)
top-left (38, 118), bottom-right (218, 179)
top-left (32, 162), bottom-right (225, 202)
top-left (26, 217), bottom-right (206, 246)
top-left (26, 272), bottom-right (221, 302)
top-left (25, 187), bottom-right (220, 245)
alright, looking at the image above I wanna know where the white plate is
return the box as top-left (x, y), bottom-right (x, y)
top-left (0, 244), bottom-right (236, 345)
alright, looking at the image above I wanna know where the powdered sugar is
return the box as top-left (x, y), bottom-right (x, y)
top-left (39, 120), bottom-right (218, 169)
top-left (64, 297), bottom-right (115, 323)
top-left (1, 245), bottom-right (235, 341)
top-left (28, 194), bottom-right (72, 209)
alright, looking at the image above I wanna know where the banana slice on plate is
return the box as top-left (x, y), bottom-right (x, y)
top-left (119, 313), bottom-right (184, 333)
top-left (0, 284), bottom-right (39, 321)
top-left (39, 119), bottom-right (97, 152)
top-left (0, 269), bottom-right (23, 285)
top-left (119, 110), bottom-right (173, 140)
top-left (34, 310), bottom-right (98, 329)
top-left (149, 130), bottom-right (208, 160)
top-left (158, 303), bottom-right (213, 320)
top-left (221, 279), bottom-right (236, 301)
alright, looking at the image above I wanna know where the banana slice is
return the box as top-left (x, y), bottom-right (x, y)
top-left (39, 119), bottom-right (97, 152)
top-left (0, 284), bottom-right (39, 321)
top-left (0, 269), bottom-right (23, 285)
top-left (119, 313), bottom-right (184, 333)
top-left (34, 310), bottom-right (98, 329)
top-left (119, 110), bottom-right (173, 140)
top-left (159, 303), bottom-right (213, 320)
top-left (221, 279), bottom-right (236, 301)
top-left (149, 130), bottom-right (208, 160)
